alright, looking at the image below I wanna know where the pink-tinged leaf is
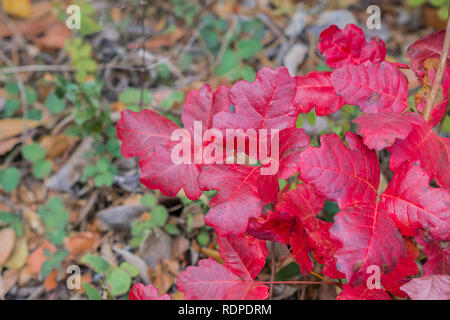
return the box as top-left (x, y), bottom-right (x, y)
top-left (400, 275), bottom-right (450, 300)
top-left (276, 128), bottom-right (310, 179)
top-left (117, 109), bottom-right (179, 159)
top-left (294, 71), bottom-right (344, 116)
top-left (317, 24), bottom-right (386, 69)
top-left (354, 112), bottom-right (423, 151)
top-left (381, 238), bottom-right (419, 298)
top-left (336, 283), bottom-right (391, 300)
top-left (139, 144), bottom-right (202, 200)
top-left (181, 84), bottom-right (230, 135)
top-left (331, 203), bottom-right (406, 286)
top-left (198, 165), bottom-right (263, 236)
top-left (129, 283), bottom-right (171, 300)
top-left (217, 234), bottom-right (268, 281)
top-left (298, 132), bottom-right (379, 208)
top-left (406, 30), bottom-right (450, 78)
top-left (381, 162), bottom-right (450, 241)
top-left (388, 120), bottom-right (450, 189)
top-left (247, 210), bottom-right (296, 243)
top-left (330, 61), bottom-right (409, 113)
top-left (177, 258), bottom-right (268, 300)
top-left (416, 233), bottom-right (450, 276)
top-left (213, 67), bottom-right (297, 131)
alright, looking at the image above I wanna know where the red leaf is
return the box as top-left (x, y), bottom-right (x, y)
top-left (400, 275), bottom-right (450, 300)
top-left (117, 109), bottom-right (178, 159)
top-left (217, 234), bottom-right (268, 281)
top-left (336, 283), bottom-right (391, 300)
top-left (388, 120), bottom-right (450, 189)
top-left (275, 128), bottom-right (310, 179)
top-left (177, 258), bottom-right (268, 300)
top-left (331, 203), bottom-right (406, 286)
top-left (381, 162), bottom-right (450, 241)
top-left (381, 238), bottom-right (419, 297)
top-left (298, 132), bottom-right (379, 208)
top-left (198, 165), bottom-right (263, 236)
top-left (294, 71), bottom-right (344, 116)
top-left (416, 233), bottom-right (450, 276)
top-left (129, 283), bottom-right (171, 300)
top-left (317, 24), bottom-right (386, 69)
top-left (330, 61), bottom-right (409, 113)
top-left (181, 84), bottom-right (230, 135)
top-left (213, 67), bottom-right (297, 131)
top-left (354, 112), bottom-right (423, 151)
top-left (406, 30), bottom-right (450, 78)
top-left (139, 144), bottom-right (202, 200)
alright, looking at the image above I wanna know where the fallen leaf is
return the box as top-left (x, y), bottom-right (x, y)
top-left (35, 23), bottom-right (72, 50)
top-left (0, 269), bottom-right (18, 299)
top-left (200, 248), bottom-right (223, 264)
top-left (44, 269), bottom-right (58, 291)
top-left (65, 232), bottom-right (98, 259)
top-left (27, 241), bottom-right (57, 276)
top-left (40, 134), bottom-right (73, 159)
top-left (0, 118), bottom-right (41, 141)
top-left (0, 228), bottom-right (16, 265)
top-left (4, 237), bottom-right (29, 270)
top-left (1, 0), bottom-right (32, 19)
top-left (0, 137), bottom-right (21, 156)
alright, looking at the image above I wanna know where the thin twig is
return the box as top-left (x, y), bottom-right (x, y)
top-left (424, 6), bottom-right (450, 121)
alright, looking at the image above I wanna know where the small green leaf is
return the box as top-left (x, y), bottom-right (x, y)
top-left (22, 143), bottom-right (46, 163)
top-left (0, 167), bottom-right (20, 192)
top-left (83, 282), bottom-right (102, 300)
top-left (151, 205), bottom-right (168, 227)
top-left (164, 224), bottom-right (180, 236)
top-left (32, 159), bottom-right (53, 179)
top-left (106, 267), bottom-right (131, 296)
top-left (45, 91), bottom-right (66, 114)
top-left (81, 254), bottom-right (111, 274)
top-left (237, 38), bottom-right (262, 59)
top-left (197, 231), bottom-right (210, 247)
top-left (275, 262), bottom-right (301, 281)
top-left (141, 194), bottom-right (157, 208)
top-left (120, 262), bottom-right (139, 278)
top-left (0, 211), bottom-right (23, 237)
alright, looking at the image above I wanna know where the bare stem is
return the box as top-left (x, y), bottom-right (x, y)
top-left (424, 6), bottom-right (450, 121)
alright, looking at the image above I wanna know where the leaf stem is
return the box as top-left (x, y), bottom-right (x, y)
top-left (424, 6), bottom-right (450, 121)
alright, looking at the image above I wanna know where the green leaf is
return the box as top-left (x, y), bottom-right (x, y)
top-left (0, 211), bottom-right (23, 237)
top-left (3, 99), bottom-right (20, 117)
top-left (95, 172), bottom-right (114, 187)
top-left (22, 143), bottom-right (47, 163)
top-left (306, 112), bottom-right (316, 126)
top-left (151, 205), bottom-right (168, 227)
top-left (275, 262), bottom-right (301, 281)
top-left (106, 267), bottom-right (131, 296)
top-left (237, 38), bottom-right (262, 59)
top-left (120, 262), bottom-right (139, 278)
top-left (215, 49), bottom-right (240, 76)
top-left (141, 194), bottom-right (157, 208)
top-left (164, 224), bottom-right (180, 236)
top-left (45, 91), bottom-right (66, 114)
top-left (32, 159), bottom-right (53, 179)
top-left (0, 167), bottom-right (20, 192)
top-left (83, 282), bottom-right (102, 300)
top-left (196, 231), bottom-right (210, 247)
top-left (81, 254), bottom-right (111, 274)
top-left (25, 87), bottom-right (37, 105)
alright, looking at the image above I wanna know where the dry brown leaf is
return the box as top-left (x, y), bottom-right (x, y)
top-left (0, 269), bottom-right (18, 299)
top-left (44, 269), bottom-right (58, 291)
top-left (27, 241), bottom-right (57, 276)
top-left (144, 29), bottom-right (185, 50)
top-left (150, 262), bottom-right (173, 295)
top-left (0, 137), bottom-right (21, 156)
top-left (65, 232), bottom-right (98, 259)
top-left (171, 291), bottom-right (184, 300)
top-left (34, 23), bottom-right (72, 50)
top-left (4, 237), bottom-right (29, 270)
top-left (40, 133), bottom-right (73, 159)
top-left (1, 0), bottom-right (32, 19)
top-left (0, 118), bottom-right (41, 141)
top-left (0, 228), bottom-right (16, 265)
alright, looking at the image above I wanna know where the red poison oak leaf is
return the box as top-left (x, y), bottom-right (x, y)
top-left (198, 165), bottom-right (263, 236)
top-left (354, 112), bottom-right (423, 151)
top-left (400, 275), bottom-right (450, 300)
top-left (415, 232), bottom-right (450, 276)
top-left (177, 258), bottom-right (268, 300)
top-left (336, 283), bottom-right (391, 300)
top-left (330, 61), bottom-right (409, 113)
top-left (213, 67), bottom-right (297, 131)
top-left (317, 24), bottom-right (386, 69)
top-left (294, 71), bottom-right (344, 116)
top-left (380, 162), bottom-right (450, 241)
top-left (129, 283), bottom-right (171, 300)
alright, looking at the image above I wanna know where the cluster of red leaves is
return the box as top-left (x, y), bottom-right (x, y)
top-left (118, 24), bottom-right (450, 300)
